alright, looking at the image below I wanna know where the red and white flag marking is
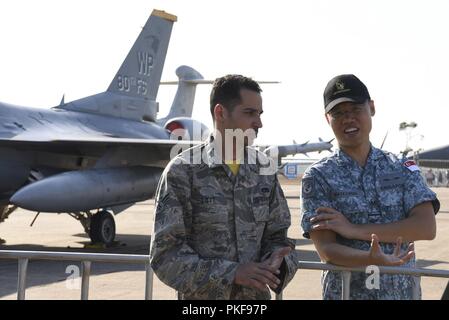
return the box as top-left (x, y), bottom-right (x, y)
top-left (404, 160), bottom-right (420, 172)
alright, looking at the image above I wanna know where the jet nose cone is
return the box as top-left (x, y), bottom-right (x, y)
top-left (10, 191), bottom-right (24, 207)
top-left (10, 183), bottom-right (46, 210)
top-left (10, 176), bottom-right (73, 212)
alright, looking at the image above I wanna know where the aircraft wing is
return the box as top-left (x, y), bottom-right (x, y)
top-left (0, 136), bottom-right (203, 156)
top-left (0, 135), bottom-right (202, 145)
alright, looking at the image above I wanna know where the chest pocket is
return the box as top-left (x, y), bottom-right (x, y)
top-left (377, 172), bottom-right (405, 220)
top-left (377, 172), bottom-right (405, 204)
top-left (251, 184), bottom-right (271, 222)
top-left (191, 186), bottom-right (228, 224)
top-left (377, 187), bottom-right (405, 218)
top-left (334, 191), bottom-right (367, 224)
top-left (334, 191), bottom-right (361, 213)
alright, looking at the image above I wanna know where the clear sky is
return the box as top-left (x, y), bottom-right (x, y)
top-left (0, 0), bottom-right (447, 158)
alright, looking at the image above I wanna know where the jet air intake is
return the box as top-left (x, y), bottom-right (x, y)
top-left (11, 166), bottom-right (162, 212)
top-left (164, 117), bottom-right (210, 141)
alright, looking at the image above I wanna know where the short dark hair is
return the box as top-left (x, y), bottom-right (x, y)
top-left (210, 74), bottom-right (262, 120)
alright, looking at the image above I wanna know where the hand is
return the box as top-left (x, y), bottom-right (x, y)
top-left (262, 246), bottom-right (292, 270)
top-left (369, 234), bottom-right (415, 266)
top-left (261, 247), bottom-right (291, 290)
top-left (310, 207), bottom-right (356, 239)
top-left (234, 262), bottom-right (280, 292)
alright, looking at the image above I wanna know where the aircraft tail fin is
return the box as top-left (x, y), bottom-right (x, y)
top-left (157, 71), bottom-right (277, 125)
top-left (158, 66), bottom-right (204, 124)
top-left (106, 10), bottom-right (176, 121)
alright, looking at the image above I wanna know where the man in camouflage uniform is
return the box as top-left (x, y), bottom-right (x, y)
top-left (300, 74), bottom-right (439, 299)
top-left (151, 75), bottom-right (298, 299)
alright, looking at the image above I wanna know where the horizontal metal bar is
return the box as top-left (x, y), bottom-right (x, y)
top-left (297, 261), bottom-right (449, 278)
top-left (0, 250), bottom-right (148, 264)
top-left (0, 250), bottom-right (151, 301)
top-left (3, 250), bottom-right (449, 290)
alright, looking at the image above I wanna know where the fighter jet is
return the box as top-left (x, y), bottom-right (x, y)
top-left (0, 10), bottom-right (209, 245)
top-left (0, 9), bottom-right (334, 246)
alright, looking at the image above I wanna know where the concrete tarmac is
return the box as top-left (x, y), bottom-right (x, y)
top-left (1, 177), bottom-right (448, 300)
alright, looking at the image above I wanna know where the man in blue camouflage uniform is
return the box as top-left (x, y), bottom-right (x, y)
top-left (151, 75), bottom-right (298, 299)
top-left (300, 74), bottom-right (439, 300)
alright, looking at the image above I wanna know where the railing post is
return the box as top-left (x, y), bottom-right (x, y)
top-left (341, 271), bottom-right (351, 300)
top-left (145, 262), bottom-right (153, 300)
top-left (81, 261), bottom-right (91, 300)
top-left (17, 258), bottom-right (29, 300)
top-left (412, 276), bottom-right (421, 300)
top-left (441, 281), bottom-right (449, 300)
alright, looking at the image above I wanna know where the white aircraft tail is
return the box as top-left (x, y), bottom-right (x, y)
top-left (158, 71), bottom-right (278, 125)
top-left (158, 66), bottom-right (204, 124)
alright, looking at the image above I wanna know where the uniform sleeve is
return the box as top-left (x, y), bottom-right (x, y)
top-left (150, 161), bottom-right (239, 299)
top-left (300, 168), bottom-right (334, 239)
top-left (403, 168), bottom-right (440, 216)
top-left (261, 174), bottom-right (298, 293)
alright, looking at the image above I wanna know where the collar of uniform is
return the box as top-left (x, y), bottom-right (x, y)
top-left (368, 146), bottom-right (384, 163)
top-left (335, 148), bottom-right (354, 167)
top-left (204, 134), bottom-right (260, 176)
top-left (243, 147), bottom-right (261, 175)
top-left (335, 144), bottom-right (382, 167)
top-left (204, 134), bottom-right (222, 168)
top-left (204, 133), bottom-right (248, 169)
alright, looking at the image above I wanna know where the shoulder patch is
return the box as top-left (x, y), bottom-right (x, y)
top-left (404, 160), bottom-right (420, 172)
top-left (301, 177), bottom-right (316, 198)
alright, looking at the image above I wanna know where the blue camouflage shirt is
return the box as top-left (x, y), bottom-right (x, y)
top-left (300, 146), bottom-right (440, 300)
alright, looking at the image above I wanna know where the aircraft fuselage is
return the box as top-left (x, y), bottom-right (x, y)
top-left (0, 101), bottom-right (171, 201)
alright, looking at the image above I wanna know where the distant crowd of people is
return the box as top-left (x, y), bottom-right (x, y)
top-left (424, 168), bottom-right (449, 187)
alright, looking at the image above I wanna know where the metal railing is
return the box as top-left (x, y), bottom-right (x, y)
top-left (2, 249), bottom-right (449, 300)
top-left (294, 261), bottom-right (449, 300)
top-left (0, 250), bottom-right (152, 300)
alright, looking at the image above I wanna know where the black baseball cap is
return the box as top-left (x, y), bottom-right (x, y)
top-left (323, 74), bottom-right (371, 113)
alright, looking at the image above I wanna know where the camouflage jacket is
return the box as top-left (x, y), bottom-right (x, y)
top-left (150, 137), bottom-right (298, 299)
top-left (300, 146), bottom-right (439, 300)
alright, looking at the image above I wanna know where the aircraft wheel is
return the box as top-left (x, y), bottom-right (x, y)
top-left (89, 210), bottom-right (116, 245)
